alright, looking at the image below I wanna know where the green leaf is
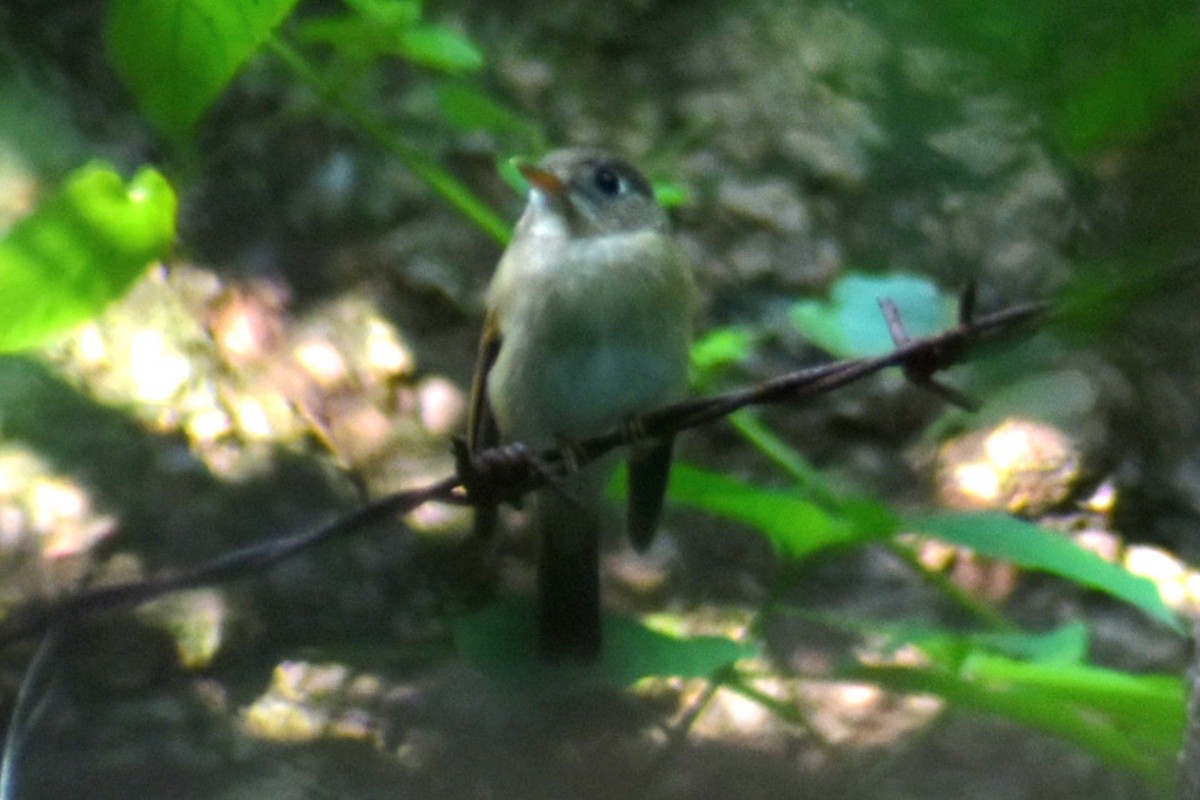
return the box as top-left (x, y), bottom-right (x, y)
top-left (497, 155), bottom-right (528, 197)
top-left (294, 15), bottom-right (382, 60)
top-left (968, 621), bottom-right (1089, 664)
top-left (342, 0), bottom-right (421, 27)
top-left (666, 462), bottom-right (893, 559)
top-left (689, 326), bottom-right (756, 390)
top-left (399, 24), bottom-right (484, 73)
top-left (962, 653), bottom-right (1184, 740)
top-left (105, 0), bottom-right (299, 138)
top-left (453, 597), bottom-right (752, 691)
top-left (910, 512), bottom-right (1183, 632)
top-left (743, 611), bottom-right (1180, 781)
top-left (1059, 8), bottom-right (1200, 152)
top-left (0, 163), bottom-right (177, 352)
top-left (850, 658), bottom-right (1183, 782)
top-left (791, 272), bottom-right (957, 358)
top-left (652, 180), bottom-right (689, 209)
top-left (297, 5), bottom-right (482, 75)
top-left (810, 615), bottom-right (1089, 669)
top-left (436, 82), bottom-right (535, 139)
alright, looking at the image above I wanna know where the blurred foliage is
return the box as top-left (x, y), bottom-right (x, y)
top-left (105, 0), bottom-right (300, 140)
top-left (660, 418), bottom-right (1184, 784)
top-left (665, 453), bottom-right (1178, 633)
top-left (1, 0), bottom-right (537, 353)
top-left (661, 296), bottom-right (1188, 783)
top-left (666, 462), bottom-right (871, 559)
top-left (0, 163), bottom-right (176, 352)
top-left (689, 326), bottom-right (757, 392)
top-left (738, 614), bottom-right (1187, 781)
top-left (1057, 8), bottom-right (1200, 153)
top-left (928, 359), bottom-right (1099, 435)
top-left (103, 0), bottom-right (534, 241)
top-left (0, 0), bottom-right (1196, 791)
top-left (863, 0), bottom-right (1200, 153)
top-left (1057, 256), bottom-right (1200, 341)
top-left (849, 632), bottom-right (1185, 783)
top-left (296, 0), bottom-right (483, 73)
top-left (912, 512), bottom-right (1179, 631)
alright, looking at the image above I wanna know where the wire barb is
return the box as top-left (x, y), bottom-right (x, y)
top-left (879, 294), bottom-right (983, 411)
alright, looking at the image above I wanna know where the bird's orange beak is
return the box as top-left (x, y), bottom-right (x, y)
top-left (517, 161), bottom-right (566, 196)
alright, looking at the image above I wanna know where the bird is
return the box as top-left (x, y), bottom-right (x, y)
top-left (467, 148), bottom-right (696, 661)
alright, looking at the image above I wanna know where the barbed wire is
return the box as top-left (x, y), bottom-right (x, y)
top-left (0, 292), bottom-right (1047, 648)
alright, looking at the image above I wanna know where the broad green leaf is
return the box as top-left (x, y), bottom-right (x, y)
top-left (789, 611), bottom-right (1179, 780)
top-left (298, 4), bottom-right (482, 75)
top-left (811, 615), bottom-right (1089, 669)
top-left (665, 462), bottom-right (892, 559)
top-left (967, 622), bottom-right (1089, 664)
top-left (105, 0), bottom-right (299, 138)
top-left (436, 82), bottom-right (536, 140)
top-left (962, 652), bottom-right (1185, 743)
top-left (454, 598), bottom-right (752, 690)
top-left (399, 24), bottom-right (484, 73)
top-left (910, 512), bottom-right (1183, 632)
top-left (296, 0), bottom-right (419, 59)
top-left (791, 272), bottom-right (957, 357)
top-left (750, 611), bottom-right (1180, 781)
top-left (342, 0), bottom-right (421, 26)
top-left (850, 659), bottom-right (1183, 783)
top-left (0, 163), bottom-right (176, 352)
top-left (294, 16), bottom-right (383, 60)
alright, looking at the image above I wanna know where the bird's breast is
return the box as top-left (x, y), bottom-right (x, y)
top-left (486, 232), bottom-right (693, 446)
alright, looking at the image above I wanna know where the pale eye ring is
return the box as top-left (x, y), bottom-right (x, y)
top-left (592, 166), bottom-right (622, 196)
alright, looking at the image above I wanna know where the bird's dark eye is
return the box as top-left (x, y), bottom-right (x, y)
top-left (592, 166), bottom-right (622, 196)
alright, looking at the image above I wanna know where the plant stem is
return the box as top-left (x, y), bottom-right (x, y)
top-left (884, 538), bottom-right (1018, 631)
top-left (732, 411), bottom-right (1015, 630)
top-left (267, 36), bottom-right (511, 244)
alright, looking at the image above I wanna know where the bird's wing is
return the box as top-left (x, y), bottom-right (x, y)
top-left (467, 310), bottom-right (501, 453)
top-left (466, 311), bottom-right (502, 538)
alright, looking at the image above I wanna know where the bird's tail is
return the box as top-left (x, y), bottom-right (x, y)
top-left (536, 483), bottom-right (602, 661)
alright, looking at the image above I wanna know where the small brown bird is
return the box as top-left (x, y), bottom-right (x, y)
top-left (467, 149), bottom-right (695, 660)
